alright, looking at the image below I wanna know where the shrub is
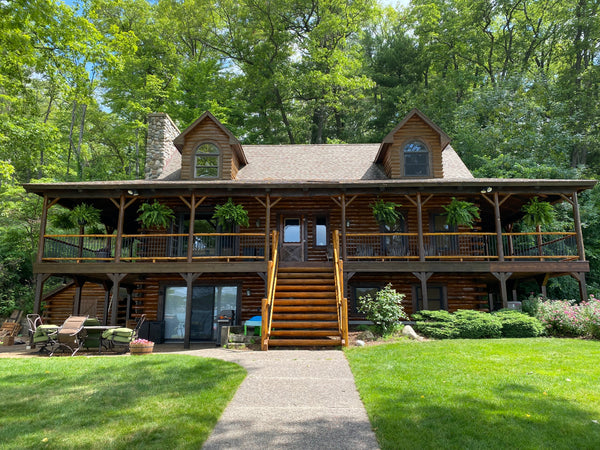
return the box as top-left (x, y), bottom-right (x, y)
top-left (413, 310), bottom-right (458, 339)
top-left (358, 283), bottom-right (407, 335)
top-left (579, 298), bottom-right (600, 339)
top-left (521, 294), bottom-right (542, 317)
top-left (536, 299), bottom-right (585, 337)
top-left (452, 310), bottom-right (502, 339)
top-left (493, 310), bottom-right (544, 338)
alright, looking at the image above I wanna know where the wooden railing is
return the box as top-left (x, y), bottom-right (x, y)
top-left (333, 230), bottom-right (349, 347)
top-left (261, 230), bottom-right (279, 351)
top-left (41, 232), bottom-right (267, 263)
top-left (346, 231), bottom-right (578, 261)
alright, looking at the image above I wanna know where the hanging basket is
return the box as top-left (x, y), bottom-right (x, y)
top-left (129, 340), bottom-right (154, 355)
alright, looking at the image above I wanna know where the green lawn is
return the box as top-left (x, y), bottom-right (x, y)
top-left (0, 355), bottom-right (245, 449)
top-left (346, 338), bottom-right (600, 450)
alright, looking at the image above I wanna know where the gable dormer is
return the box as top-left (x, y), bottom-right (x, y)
top-left (375, 109), bottom-right (450, 179)
top-left (173, 111), bottom-right (247, 180)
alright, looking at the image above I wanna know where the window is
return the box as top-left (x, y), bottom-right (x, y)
top-left (195, 143), bottom-right (220, 178)
top-left (403, 141), bottom-right (430, 177)
top-left (315, 215), bottom-right (328, 247)
top-left (414, 285), bottom-right (447, 311)
top-left (352, 285), bottom-right (382, 314)
top-left (283, 218), bottom-right (301, 243)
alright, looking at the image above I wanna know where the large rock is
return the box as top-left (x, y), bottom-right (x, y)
top-left (357, 330), bottom-right (376, 341)
top-left (402, 325), bottom-right (424, 341)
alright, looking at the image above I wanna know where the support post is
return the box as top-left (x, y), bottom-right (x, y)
top-left (180, 272), bottom-right (202, 349)
top-left (572, 191), bottom-right (586, 261)
top-left (107, 273), bottom-right (126, 325)
top-left (265, 194), bottom-right (271, 260)
top-left (413, 272), bottom-right (432, 310)
top-left (102, 281), bottom-right (113, 325)
top-left (493, 192), bottom-right (504, 261)
top-left (341, 193), bottom-right (347, 260)
top-left (37, 195), bottom-right (49, 264)
top-left (187, 193), bottom-right (196, 263)
top-left (492, 272), bottom-right (512, 309)
top-left (73, 276), bottom-right (86, 315)
top-left (33, 274), bottom-right (50, 316)
top-left (417, 193), bottom-right (425, 261)
top-left (570, 272), bottom-right (588, 302)
top-left (115, 194), bottom-right (125, 262)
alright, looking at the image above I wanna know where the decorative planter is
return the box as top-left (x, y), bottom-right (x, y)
top-left (129, 342), bottom-right (154, 355)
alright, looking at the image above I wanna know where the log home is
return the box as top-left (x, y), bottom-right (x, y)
top-left (24, 109), bottom-right (595, 349)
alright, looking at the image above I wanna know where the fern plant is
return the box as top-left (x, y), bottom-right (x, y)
top-left (521, 197), bottom-right (555, 231)
top-left (371, 199), bottom-right (403, 228)
top-left (137, 200), bottom-right (175, 230)
top-left (213, 198), bottom-right (249, 229)
top-left (443, 197), bottom-right (480, 228)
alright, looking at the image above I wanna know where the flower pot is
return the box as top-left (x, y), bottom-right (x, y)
top-left (129, 342), bottom-right (154, 355)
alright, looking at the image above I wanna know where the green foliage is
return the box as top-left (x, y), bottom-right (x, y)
top-left (212, 198), bottom-right (249, 228)
top-left (49, 203), bottom-right (101, 232)
top-left (358, 283), bottom-right (407, 335)
top-left (521, 293), bottom-right (542, 316)
top-left (412, 310), bottom-right (459, 339)
top-left (453, 310), bottom-right (502, 339)
top-left (370, 199), bottom-right (403, 228)
top-left (442, 197), bottom-right (480, 228)
top-left (493, 310), bottom-right (544, 338)
top-left (521, 197), bottom-right (556, 229)
top-left (137, 200), bottom-right (175, 230)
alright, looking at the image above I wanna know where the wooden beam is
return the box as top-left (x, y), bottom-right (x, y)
top-left (194, 196), bottom-right (206, 209)
top-left (492, 272), bottom-right (512, 309)
top-left (422, 194), bottom-right (434, 206)
top-left (107, 273), bottom-right (127, 325)
top-left (498, 194), bottom-right (512, 207)
top-left (115, 195), bottom-right (125, 262)
top-left (331, 196), bottom-right (342, 208)
top-left (404, 194), bottom-right (417, 207)
top-left (493, 192), bottom-right (505, 262)
top-left (102, 281), bottom-right (112, 325)
top-left (570, 272), bottom-right (588, 301)
top-left (187, 193), bottom-right (196, 263)
top-left (341, 193), bottom-right (347, 259)
top-left (33, 274), bottom-right (51, 315)
top-left (73, 276), bottom-right (86, 315)
top-left (346, 195), bottom-right (358, 208)
top-left (572, 191), bottom-right (585, 261)
top-left (36, 195), bottom-right (50, 264)
top-left (417, 193), bottom-right (425, 261)
top-left (180, 272), bottom-right (202, 349)
top-left (481, 193), bottom-right (494, 206)
top-left (179, 196), bottom-right (191, 209)
top-left (559, 193), bottom-right (574, 206)
top-left (412, 272), bottom-right (433, 310)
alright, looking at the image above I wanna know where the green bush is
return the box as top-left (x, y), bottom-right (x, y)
top-left (453, 310), bottom-right (502, 339)
top-left (521, 294), bottom-right (542, 316)
top-left (413, 310), bottom-right (458, 339)
top-left (358, 283), bottom-right (407, 335)
top-left (493, 310), bottom-right (544, 337)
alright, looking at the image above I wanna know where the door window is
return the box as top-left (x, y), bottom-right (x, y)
top-left (283, 218), bottom-right (301, 243)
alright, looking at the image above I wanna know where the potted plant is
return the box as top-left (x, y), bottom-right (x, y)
top-left (129, 338), bottom-right (154, 355)
top-left (521, 197), bottom-right (555, 257)
top-left (371, 199), bottom-right (403, 228)
top-left (213, 198), bottom-right (249, 230)
top-left (137, 200), bottom-right (175, 231)
top-left (443, 197), bottom-right (480, 229)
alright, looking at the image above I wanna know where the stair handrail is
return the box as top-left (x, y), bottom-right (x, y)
top-left (333, 230), bottom-right (349, 347)
top-left (261, 229), bottom-right (279, 350)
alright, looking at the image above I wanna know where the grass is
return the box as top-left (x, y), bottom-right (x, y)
top-left (346, 338), bottom-right (600, 450)
top-left (0, 354), bottom-right (245, 449)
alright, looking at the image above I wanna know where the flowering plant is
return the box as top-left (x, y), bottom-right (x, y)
top-left (130, 339), bottom-right (154, 346)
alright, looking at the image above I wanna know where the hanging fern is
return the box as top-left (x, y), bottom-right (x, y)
top-left (443, 198), bottom-right (480, 228)
top-left (371, 199), bottom-right (403, 228)
top-left (213, 198), bottom-right (249, 228)
top-left (137, 200), bottom-right (175, 230)
top-left (521, 197), bottom-right (555, 229)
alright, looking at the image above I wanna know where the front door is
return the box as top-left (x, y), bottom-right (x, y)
top-left (280, 216), bottom-right (304, 262)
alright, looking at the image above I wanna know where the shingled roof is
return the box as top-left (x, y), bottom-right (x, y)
top-left (161, 143), bottom-right (472, 182)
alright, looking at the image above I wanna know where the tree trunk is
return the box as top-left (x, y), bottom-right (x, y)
top-left (76, 103), bottom-right (88, 180)
top-left (66, 101), bottom-right (77, 177)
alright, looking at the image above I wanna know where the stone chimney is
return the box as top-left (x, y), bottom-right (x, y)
top-left (145, 113), bottom-right (181, 180)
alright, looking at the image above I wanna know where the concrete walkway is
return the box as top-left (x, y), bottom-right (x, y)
top-left (179, 348), bottom-right (380, 450)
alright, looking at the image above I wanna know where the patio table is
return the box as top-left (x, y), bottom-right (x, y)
top-left (83, 326), bottom-right (119, 354)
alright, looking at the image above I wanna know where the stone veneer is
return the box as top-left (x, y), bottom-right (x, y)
top-left (145, 113), bottom-right (181, 180)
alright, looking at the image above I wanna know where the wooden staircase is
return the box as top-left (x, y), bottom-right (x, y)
top-left (268, 266), bottom-right (343, 347)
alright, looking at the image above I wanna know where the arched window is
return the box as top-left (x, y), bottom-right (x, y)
top-left (403, 141), bottom-right (430, 176)
top-left (194, 143), bottom-right (220, 178)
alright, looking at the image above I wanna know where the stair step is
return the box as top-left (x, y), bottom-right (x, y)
top-left (272, 313), bottom-right (338, 321)
top-left (275, 291), bottom-right (335, 299)
top-left (277, 278), bottom-right (334, 285)
top-left (274, 306), bottom-right (337, 313)
top-left (271, 321), bottom-right (339, 329)
top-left (276, 284), bottom-right (334, 291)
top-left (277, 267), bottom-right (334, 273)
top-left (275, 299), bottom-right (336, 306)
top-left (277, 273), bottom-right (333, 279)
top-left (270, 329), bottom-right (338, 337)
top-left (268, 338), bottom-right (342, 347)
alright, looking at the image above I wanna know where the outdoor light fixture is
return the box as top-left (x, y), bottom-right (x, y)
top-left (256, 218), bottom-right (261, 227)
top-left (480, 187), bottom-right (492, 193)
top-left (127, 189), bottom-right (139, 196)
top-left (246, 289), bottom-right (251, 296)
top-left (346, 220), bottom-right (351, 228)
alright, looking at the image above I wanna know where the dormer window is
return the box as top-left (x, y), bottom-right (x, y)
top-left (195, 143), bottom-right (220, 178)
top-left (403, 140), bottom-right (430, 177)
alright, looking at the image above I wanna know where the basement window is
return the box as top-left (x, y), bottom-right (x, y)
top-left (413, 285), bottom-right (447, 311)
top-left (195, 143), bottom-right (220, 178)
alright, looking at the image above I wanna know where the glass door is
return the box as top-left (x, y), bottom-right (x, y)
top-left (280, 216), bottom-right (304, 261)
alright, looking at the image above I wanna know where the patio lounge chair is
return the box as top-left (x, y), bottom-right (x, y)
top-left (101, 314), bottom-right (146, 354)
top-left (49, 315), bottom-right (88, 356)
top-left (27, 314), bottom-right (59, 353)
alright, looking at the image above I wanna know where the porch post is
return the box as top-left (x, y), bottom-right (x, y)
top-left (571, 272), bottom-right (588, 301)
top-left (492, 272), bottom-right (512, 309)
top-left (37, 195), bottom-right (49, 264)
top-left (572, 191), bottom-right (586, 261)
top-left (181, 272), bottom-right (202, 349)
top-left (417, 193), bottom-right (425, 261)
top-left (33, 274), bottom-right (50, 316)
top-left (265, 194), bottom-right (271, 260)
top-left (341, 193), bottom-right (347, 260)
top-left (115, 194), bottom-right (125, 262)
top-left (187, 193), bottom-right (196, 263)
top-left (108, 273), bottom-right (126, 325)
top-left (73, 276), bottom-right (86, 315)
top-left (493, 192), bottom-right (504, 261)
top-left (102, 281), bottom-right (112, 325)
top-left (413, 272), bottom-right (432, 310)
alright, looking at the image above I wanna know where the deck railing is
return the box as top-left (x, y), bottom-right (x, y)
top-left (42, 233), bottom-right (267, 263)
top-left (262, 230), bottom-right (279, 351)
top-left (347, 231), bottom-right (578, 261)
top-left (333, 230), bottom-right (349, 347)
